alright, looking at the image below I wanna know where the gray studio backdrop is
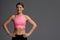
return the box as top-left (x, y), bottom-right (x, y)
top-left (0, 0), bottom-right (60, 40)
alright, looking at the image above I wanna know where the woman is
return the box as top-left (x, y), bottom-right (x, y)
top-left (3, 2), bottom-right (37, 40)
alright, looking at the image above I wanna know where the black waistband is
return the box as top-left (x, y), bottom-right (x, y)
top-left (15, 34), bottom-right (23, 36)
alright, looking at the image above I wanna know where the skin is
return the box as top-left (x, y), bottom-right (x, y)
top-left (3, 5), bottom-right (37, 38)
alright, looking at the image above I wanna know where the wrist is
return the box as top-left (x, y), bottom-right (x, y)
top-left (7, 32), bottom-right (10, 35)
top-left (28, 32), bottom-right (31, 35)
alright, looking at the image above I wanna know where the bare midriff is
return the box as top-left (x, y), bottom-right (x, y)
top-left (13, 28), bottom-right (26, 35)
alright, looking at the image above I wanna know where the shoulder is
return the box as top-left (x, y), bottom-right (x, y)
top-left (24, 15), bottom-right (30, 18)
top-left (10, 14), bottom-right (15, 18)
top-left (24, 15), bottom-right (31, 19)
top-left (9, 14), bottom-right (15, 19)
top-left (24, 14), bottom-right (32, 20)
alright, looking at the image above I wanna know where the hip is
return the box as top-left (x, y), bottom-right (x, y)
top-left (12, 34), bottom-right (27, 40)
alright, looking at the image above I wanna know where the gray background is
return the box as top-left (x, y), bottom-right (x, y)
top-left (0, 0), bottom-right (60, 40)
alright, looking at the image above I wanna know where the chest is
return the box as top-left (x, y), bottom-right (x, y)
top-left (13, 15), bottom-right (26, 24)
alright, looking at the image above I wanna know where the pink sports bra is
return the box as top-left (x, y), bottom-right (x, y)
top-left (13, 14), bottom-right (26, 29)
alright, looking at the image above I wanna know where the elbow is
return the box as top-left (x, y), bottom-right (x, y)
top-left (33, 24), bottom-right (37, 28)
top-left (3, 23), bottom-right (7, 27)
top-left (3, 24), bottom-right (5, 27)
top-left (3, 24), bottom-right (6, 26)
top-left (35, 24), bottom-right (37, 28)
top-left (2, 23), bottom-right (7, 29)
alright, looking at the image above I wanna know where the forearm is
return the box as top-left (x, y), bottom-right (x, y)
top-left (3, 24), bottom-right (11, 34)
top-left (28, 25), bottom-right (37, 35)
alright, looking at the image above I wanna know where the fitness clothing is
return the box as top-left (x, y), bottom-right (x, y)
top-left (12, 34), bottom-right (27, 40)
top-left (13, 14), bottom-right (26, 29)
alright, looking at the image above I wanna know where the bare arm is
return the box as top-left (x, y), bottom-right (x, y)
top-left (3, 15), bottom-right (15, 34)
top-left (26, 15), bottom-right (37, 35)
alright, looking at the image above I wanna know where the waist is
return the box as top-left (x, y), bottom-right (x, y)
top-left (13, 28), bottom-right (26, 35)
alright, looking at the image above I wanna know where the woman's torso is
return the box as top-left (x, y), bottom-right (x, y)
top-left (13, 28), bottom-right (26, 35)
top-left (12, 14), bottom-right (27, 35)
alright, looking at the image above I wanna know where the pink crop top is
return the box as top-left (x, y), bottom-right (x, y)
top-left (13, 14), bottom-right (26, 29)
